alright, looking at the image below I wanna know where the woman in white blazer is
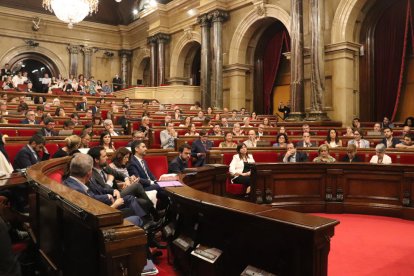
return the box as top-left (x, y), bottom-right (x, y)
top-left (229, 143), bottom-right (255, 193)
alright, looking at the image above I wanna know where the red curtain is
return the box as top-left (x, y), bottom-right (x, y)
top-left (375, 0), bottom-right (414, 121)
top-left (263, 26), bottom-right (290, 114)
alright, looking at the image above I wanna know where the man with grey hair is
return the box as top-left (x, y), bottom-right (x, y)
top-left (103, 119), bottom-right (120, 136)
top-left (369, 143), bottom-right (392, 164)
top-left (243, 130), bottom-right (257, 148)
top-left (64, 153), bottom-right (148, 228)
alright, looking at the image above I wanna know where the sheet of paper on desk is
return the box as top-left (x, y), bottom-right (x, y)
top-left (157, 181), bottom-right (183, 187)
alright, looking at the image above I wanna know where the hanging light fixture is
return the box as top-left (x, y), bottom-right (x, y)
top-left (42, 0), bottom-right (99, 29)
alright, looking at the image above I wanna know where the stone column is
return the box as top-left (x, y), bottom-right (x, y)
top-left (156, 33), bottom-right (170, 86)
top-left (82, 47), bottom-right (93, 79)
top-left (308, 0), bottom-right (330, 121)
top-left (287, 0), bottom-right (305, 121)
top-left (209, 9), bottom-right (229, 109)
top-left (148, 36), bottom-right (158, 87)
top-left (67, 45), bottom-right (80, 77)
top-left (197, 14), bottom-right (212, 109)
top-left (119, 50), bottom-right (132, 89)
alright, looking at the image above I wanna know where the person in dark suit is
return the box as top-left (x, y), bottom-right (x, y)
top-left (62, 79), bottom-right (73, 94)
top-left (63, 153), bottom-right (144, 228)
top-left (37, 117), bottom-right (58, 137)
top-left (14, 134), bottom-right (50, 170)
top-left (341, 144), bottom-right (363, 163)
top-left (20, 110), bottom-right (39, 125)
top-left (296, 132), bottom-right (317, 148)
top-left (168, 144), bottom-right (191, 174)
top-left (381, 127), bottom-right (400, 148)
top-left (127, 140), bottom-right (169, 210)
top-left (278, 101), bottom-right (291, 120)
top-left (76, 96), bottom-right (88, 111)
top-left (191, 130), bottom-right (213, 167)
top-left (112, 74), bottom-right (122, 91)
top-left (91, 99), bottom-right (101, 115)
top-left (283, 143), bottom-right (308, 163)
top-left (88, 146), bottom-right (156, 218)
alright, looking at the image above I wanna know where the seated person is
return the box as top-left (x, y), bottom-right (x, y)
top-left (184, 123), bottom-right (199, 136)
top-left (219, 132), bottom-right (237, 148)
top-left (381, 116), bottom-right (394, 129)
top-left (99, 131), bottom-right (116, 153)
top-left (21, 110), bottom-right (39, 125)
top-left (370, 143), bottom-right (392, 164)
top-left (127, 131), bottom-right (146, 147)
top-left (232, 123), bottom-right (244, 136)
top-left (272, 133), bottom-right (288, 148)
top-left (402, 126), bottom-right (411, 136)
top-left (138, 116), bottom-right (151, 140)
top-left (80, 132), bottom-right (91, 149)
top-left (52, 135), bottom-right (81, 158)
top-left (396, 134), bottom-right (414, 149)
top-left (283, 143), bottom-right (308, 163)
top-left (341, 144), bottom-right (363, 162)
top-left (64, 153), bottom-right (147, 228)
top-left (243, 130), bottom-right (258, 148)
top-left (103, 119), bottom-right (120, 136)
top-left (381, 127), bottom-right (400, 148)
top-left (14, 134), bottom-right (50, 170)
top-left (160, 122), bottom-right (177, 149)
top-left (347, 129), bottom-right (370, 148)
top-left (229, 143), bottom-right (255, 194)
top-left (209, 124), bottom-right (223, 136)
top-left (191, 131), bottom-right (213, 167)
top-left (37, 117), bottom-right (58, 137)
top-left (313, 144), bottom-right (336, 163)
top-left (0, 133), bottom-right (12, 173)
top-left (324, 129), bottom-right (342, 148)
top-left (127, 140), bottom-right (169, 210)
top-left (168, 144), bottom-right (191, 174)
top-left (296, 132), bottom-right (316, 148)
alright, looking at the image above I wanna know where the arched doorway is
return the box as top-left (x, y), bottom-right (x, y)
top-left (183, 42), bottom-right (201, 85)
top-left (136, 57), bottom-right (150, 86)
top-left (253, 20), bottom-right (290, 114)
top-left (359, 0), bottom-right (413, 121)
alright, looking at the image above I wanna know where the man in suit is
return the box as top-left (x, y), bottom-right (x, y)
top-left (37, 117), bottom-right (58, 137)
top-left (63, 153), bottom-right (145, 228)
top-left (168, 144), bottom-right (191, 174)
top-left (347, 129), bottom-right (370, 148)
top-left (191, 130), bottom-right (213, 167)
top-left (127, 140), bottom-right (169, 210)
top-left (103, 119), bottom-right (121, 136)
top-left (112, 74), bottom-right (122, 91)
top-left (381, 127), bottom-right (400, 148)
top-left (87, 147), bottom-right (158, 220)
top-left (14, 134), bottom-right (50, 170)
top-left (341, 144), bottom-right (363, 163)
top-left (20, 110), bottom-right (39, 125)
top-left (91, 99), bottom-right (101, 115)
top-left (283, 143), bottom-right (308, 163)
top-left (296, 133), bottom-right (317, 148)
top-left (243, 130), bottom-right (258, 148)
top-left (76, 96), bottom-right (88, 111)
top-left (160, 122), bottom-right (177, 149)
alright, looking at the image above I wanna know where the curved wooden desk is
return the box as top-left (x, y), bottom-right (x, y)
top-left (26, 157), bottom-right (147, 276)
top-left (24, 157), bottom-right (338, 276)
top-left (252, 163), bottom-right (414, 220)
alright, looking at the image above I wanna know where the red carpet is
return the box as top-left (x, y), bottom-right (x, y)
top-left (156, 214), bottom-right (414, 275)
top-left (315, 213), bottom-right (414, 276)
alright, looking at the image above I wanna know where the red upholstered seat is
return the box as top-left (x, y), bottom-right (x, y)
top-left (398, 154), bottom-right (414, 164)
top-left (5, 144), bottom-right (24, 166)
top-left (47, 169), bottom-right (65, 183)
top-left (1, 129), bottom-right (18, 136)
top-left (45, 144), bottom-right (59, 157)
top-left (252, 151), bottom-right (278, 163)
top-left (18, 129), bottom-right (37, 137)
top-left (145, 155), bottom-right (168, 180)
top-left (308, 151), bottom-right (319, 162)
top-left (212, 140), bottom-right (221, 147)
top-left (101, 110), bottom-right (108, 120)
top-left (152, 130), bottom-right (162, 149)
top-left (114, 140), bottom-right (129, 148)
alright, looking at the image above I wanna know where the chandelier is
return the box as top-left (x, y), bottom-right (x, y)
top-left (42, 0), bottom-right (99, 28)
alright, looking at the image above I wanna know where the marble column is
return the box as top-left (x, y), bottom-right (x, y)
top-left (209, 9), bottom-right (228, 109)
top-left (308, 0), bottom-right (330, 121)
top-left (287, 0), bottom-right (305, 121)
top-left (148, 36), bottom-right (158, 87)
top-left (82, 47), bottom-right (93, 79)
top-left (197, 13), bottom-right (211, 109)
top-left (156, 33), bottom-right (170, 86)
top-left (67, 45), bottom-right (80, 77)
top-left (119, 50), bottom-right (132, 89)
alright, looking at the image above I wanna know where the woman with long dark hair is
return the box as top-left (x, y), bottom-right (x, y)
top-left (324, 129), bottom-right (342, 148)
top-left (99, 131), bottom-right (116, 152)
top-left (229, 143), bottom-right (255, 194)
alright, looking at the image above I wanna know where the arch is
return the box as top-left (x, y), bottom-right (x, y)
top-left (170, 31), bottom-right (201, 78)
top-left (0, 45), bottom-right (68, 77)
top-left (228, 4), bottom-right (290, 65)
top-left (331, 0), bottom-right (369, 43)
top-left (133, 49), bottom-right (151, 84)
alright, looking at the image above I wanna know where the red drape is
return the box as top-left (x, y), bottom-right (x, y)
top-left (263, 27), bottom-right (290, 114)
top-left (374, 0), bottom-right (414, 121)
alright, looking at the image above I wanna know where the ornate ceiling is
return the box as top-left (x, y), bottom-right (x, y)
top-left (0, 0), bottom-right (172, 26)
